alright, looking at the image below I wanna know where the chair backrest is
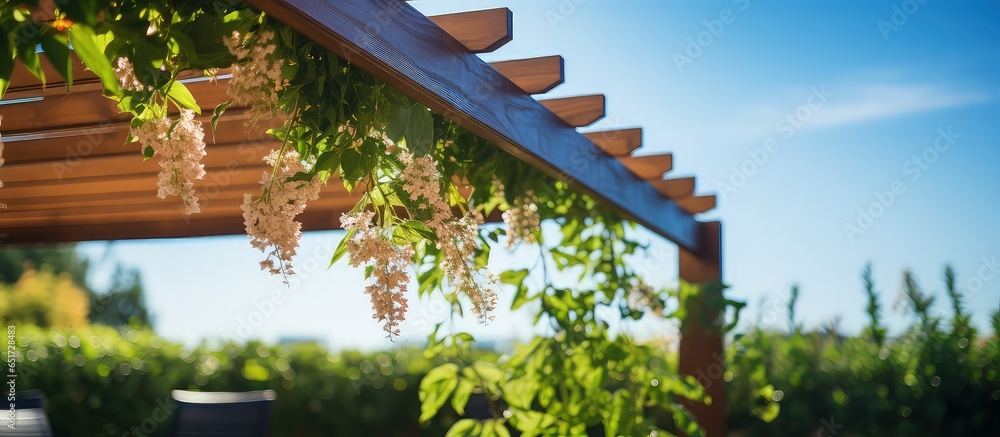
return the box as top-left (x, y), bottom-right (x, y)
top-left (0, 391), bottom-right (55, 437)
top-left (168, 390), bottom-right (277, 437)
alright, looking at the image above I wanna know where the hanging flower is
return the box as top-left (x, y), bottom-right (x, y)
top-left (399, 152), bottom-right (498, 321)
top-left (242, 148), bottom-right (323, 279)
top-left (502, 191), bottom-right (541, 248)
top-left (341, 211), bottom-right (414, 337)
top-left (129, 109), bottom-right (206, 215)
top-left (112, 57), bottom-right (145, 92)
top-left (627, 282), bottom-right (664, 316)
top-left (224, 29), bottom-right (285, 125)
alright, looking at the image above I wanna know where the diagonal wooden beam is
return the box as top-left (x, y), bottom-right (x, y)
top-left (428, 8), bottom-right (512, 53)
top-left (651, 177), bottom-right (695, 198)
top-left (539, 94), bottom-right (605, 127)
top-left (489, 55), bottom-right (564, 94)
top-left (583, 128), bottom-right (642, 157)
top-left (248, 0), bottom-right (700, 252)
top-left (617, 154), bottom-right (673, 180)
top-left (676, 195), bottom-right (716, 214)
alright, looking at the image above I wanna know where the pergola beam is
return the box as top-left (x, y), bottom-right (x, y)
top-left (427, 8), bottom-right (513, 53)
top-left (246, 0), bottom-right (701, 252)
top-left (490, 56), bottom-right (564, 95)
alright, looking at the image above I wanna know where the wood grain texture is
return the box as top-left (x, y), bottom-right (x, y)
top-left (651, 177), bottom-right (695, 198)
top-left (539, 94), bottom-right (605, 127)
top-left (678, 221), bottom-right (726, 436)
top-left (617, 154), bottom-right (673, 180)
top-left (583, 128), bottom-right (642, 156)
top-left (246, 0), bottom-right (700, 251)
top-left (489, 55), bottom-right (564, 94)
top-left (676, 195), bottom-right (716, 214)
top-left (427, 8), bottom-right (512, 53)
top-left (0, 210), bottom-right (343, 245)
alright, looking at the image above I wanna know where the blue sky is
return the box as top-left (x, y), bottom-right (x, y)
top-left (78, 0), bottom-right (1000, 350)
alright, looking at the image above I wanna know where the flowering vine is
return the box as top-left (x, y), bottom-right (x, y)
top-left (242, 148), bottom-right (323, 278)
top-left (129, 108), bottom-right (207, 215)
top-left (0, 2), bottom-right (743, 435)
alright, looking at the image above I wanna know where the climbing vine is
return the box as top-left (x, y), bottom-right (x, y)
top-left (0, 1), bottom-right (753, 434)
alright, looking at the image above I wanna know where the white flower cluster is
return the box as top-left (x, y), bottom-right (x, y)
top-left (242, 148), bottom-right (323, 278)
top-left (0, 115), bottom-right (6, 210)
top-left (399, 152), bottom-right (498, 321)
top-left (112, 57), bottom-right (146, 92)
top-left (224, 29), bottom-right (285, 124)
top-left (341, 211), bottom-right (414, 338)
top-left (129, 109), bottom-right (207, 215)
top-left (502, 191), bottom-right (541, 248)
top-left (627, 282), bottom-right (664, 316)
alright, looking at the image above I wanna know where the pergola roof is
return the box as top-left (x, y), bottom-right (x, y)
top-left (0, 0), bottom-right (716, 253)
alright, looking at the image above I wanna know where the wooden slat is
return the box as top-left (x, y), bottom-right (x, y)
top-left (0, 194), bottom-right (357, 228)
top-left (489, 56), bottom-right (564, 94)
top-left (1, 141), bottom-right (276, 183)
top-left (248, 0), bottom-right (700, 251)
top-left (0, 165), bottom-right (272, 199)
top-left (583, 128), bottom-right (642, 156)
top-left (0, 210), bottom-right (344, 245)
top-left (4, 55), bottom-right (95, 100)
top-left (617, 154), bottom-right (673, 180)
top-left (3, 184), bottom-right (265, 212)
top-left (539, 94), bottom-right (605, 127)
top-left (0, 77), bottom-right (231, 132)
top-left (676, 195), bottom-right (716, 214)
top-left (651, 177), bottom-right (695, 198)
top-left (1, 111), bottom-right (274, 165)
top-left (427, 8), bottom-right (512, 53)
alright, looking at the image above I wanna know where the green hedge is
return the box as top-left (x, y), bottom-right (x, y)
top-left (726, 268), bottom-right (1000, 436)
top-left (10, 324), bottom-right (469, 436)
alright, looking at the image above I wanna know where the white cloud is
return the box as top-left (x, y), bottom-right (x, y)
top-left (808, 84), bottom-right (990, 129)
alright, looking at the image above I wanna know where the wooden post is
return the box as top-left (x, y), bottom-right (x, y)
top-left (678, 221), bottom-right (725, 436)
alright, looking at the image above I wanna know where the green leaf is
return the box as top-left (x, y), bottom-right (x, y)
top-left (15, 25), bottom-right (45, 84)
top-left (444, 419), bottom-right (480, 437)
top-left (166, 81), bottom-right (200, 113)
top-left (392, 221), bottom-right (434, 245)
top-left (69, 25), bottom-right (120, 97)
top-left (39, 31), bottom-right (72, 91)
top-left (451, 379), bottom-right (475, 415)
top-left (0, 31), bottom-right (12, 98)
top-left (405, 103), bottom-right (433, 156)
top-left (142, 146), bottom-right (154, 160)
top-left (329, 228), bottom-right (356, 267)
top-left (385, 106), bottom-right (410, 142)
top-left (671, 404), bottom-right (705, 437)
top-left (61, 0), bottom-right (111, 27)
top-left (419, 363), bottom-right (460, 423)
top-left (212, 100), bottom-right (232, 134)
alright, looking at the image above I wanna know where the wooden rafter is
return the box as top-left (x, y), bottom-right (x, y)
top-left (490, 56), bottom-right (564, 94)
top-left (428, 8), bottom-right (513, 53)
top-left (584, 128), bottom-right (643, 157)
top-left (617, 154), bottom-right (673, 180)
top-left (245, 0), bottom-right (701, 251)
top-left (539, 94), bottom-right (605, 127)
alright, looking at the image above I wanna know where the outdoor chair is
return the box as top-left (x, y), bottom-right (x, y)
top-left (168, 389), bottom-right (276, 437)
top-left (0, 390), bottom-right (55, 437)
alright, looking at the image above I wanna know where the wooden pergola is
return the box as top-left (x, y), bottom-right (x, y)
top-left (0, 0), bottom-right (726, 434)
